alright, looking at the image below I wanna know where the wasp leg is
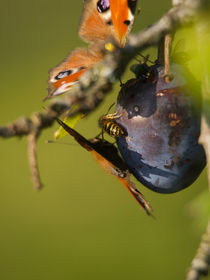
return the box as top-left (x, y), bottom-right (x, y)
top-left (96, 129), bottom-right (106, 141)
top-left (101, 129), bottom-right (105, 141)
top-left (104, 110), bottom-right (122, 120)
top-left (95, 131), bottom-right (102, 139)
top-left (119, 77), bottom-right (124, 87)
top-left (112, 139), bottom-right (117, 145)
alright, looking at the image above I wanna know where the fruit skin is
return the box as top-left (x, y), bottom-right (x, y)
top-left (115, 64), bottom-right (206, 193)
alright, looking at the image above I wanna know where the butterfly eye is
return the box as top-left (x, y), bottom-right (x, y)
top-left (97, 0), bottom-right (110, 13)
top-left (55, 70), bottom-right (72, 80)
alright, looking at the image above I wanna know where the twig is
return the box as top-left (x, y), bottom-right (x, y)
top-left (187, 219), bottom-right (210, 280)
top-left (187, 10), bottom-right (210, 280)
top-left (0, 0), bottom-right (207, 139)
top-left (200, 114), bottom-right (210, 188)
top-left (1, 1), bottom-right (210, 277)
top-left (126, 0), bottom-right (205, 52)
top-left (28, 131), bottom-right (43, 190)
top-left (198, 14), bottom-right (210, 187)
top-left (164, 33), bottom-right (173, 82)
top-left (0, 0), bottom-right (209, 194)
top-left (0, 0), bottom-right (207, 140)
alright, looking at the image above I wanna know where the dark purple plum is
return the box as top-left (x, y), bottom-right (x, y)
top-left (115, 64), bottom-right (206, 193)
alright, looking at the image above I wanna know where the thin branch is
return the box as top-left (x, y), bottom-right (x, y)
top-left (27, 131), bottom-right (43, 190)
top-left (1, 1), bottom-right (210, 276)
top-left (0, 0), bottom-right (207, 140)
top-left (187, 9), bottom-right (210, 280)
top-left (187, 219), bottom-right (210, 280)
top-left (198, 15), bottom-right (210, 188)
top-left (125, 0), bottom-right (205, 52)
top-left (0, 111), bottom-right (55, 138)
top-left (0, 0), bottom-right (208, 203)
top-left (200, 109), bottom-right (210, 190)
top-left (164, 33), bottom-right (173, 82)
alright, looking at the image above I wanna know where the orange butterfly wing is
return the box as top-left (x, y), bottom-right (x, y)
top-left (79, 0), bottom-right (118, 45)
top-left (91, 150), bottom-right (152, 215)
top-left (46, 0), bottom-right (138, 99)
top-left (56, 118), bottom-right (152, 215)
top-left (46, 47), bottom-right (103, 99)
top-left (110, 0), bottom-right (138, 46)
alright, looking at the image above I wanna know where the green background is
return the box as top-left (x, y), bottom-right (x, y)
top-left (0, 0), bottom-right (209, 279)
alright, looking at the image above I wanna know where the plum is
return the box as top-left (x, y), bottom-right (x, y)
top-left (115, 63), bottom-right (206, 193)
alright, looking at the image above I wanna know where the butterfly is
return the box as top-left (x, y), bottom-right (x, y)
top-left (45, 0), bottom-right (138, 100)
top-left (56, 117), bottom-right (152, 215)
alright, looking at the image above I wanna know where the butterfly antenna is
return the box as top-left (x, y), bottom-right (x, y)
top-left (46, 140), bottom-right (78, 146)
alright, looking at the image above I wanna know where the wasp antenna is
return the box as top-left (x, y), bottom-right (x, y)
top-left (106, 102), bottom-right (116, 115)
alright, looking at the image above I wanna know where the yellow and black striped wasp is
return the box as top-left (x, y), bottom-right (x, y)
top-left (99, 106), bottom-right (127, 138)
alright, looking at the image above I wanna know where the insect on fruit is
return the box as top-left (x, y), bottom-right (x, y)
top-left (99, 111), bottom-right (128, 138)
top-left (56, 118), bottom-right (152, 215)
top-left (114, 62), bottom-right (206, 193)
top-left (130, 62), bottom-right (151, 81)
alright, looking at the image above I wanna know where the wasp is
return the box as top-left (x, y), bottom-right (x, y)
top-left (99, 111), bottom-right (127, 138)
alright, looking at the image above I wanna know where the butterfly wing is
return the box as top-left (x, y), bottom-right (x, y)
top-left (91, 150), bottom-right (152, 215)
top-left (45, 0), bottom-right (138, 100)
top-left (79, 0), bottom-right (118, 45)
top-left (45, 46), bottom-right (103, 99)
top-left (110, 0), bottom-right (138, 46)
top-left (79, 0), bottom-right (137, 47)
top-left (56, 118), bottom-right (152, 214)
top-left (56, 118), bottom-right (93, 151)
top-left (117, 177), bottom-right (152, 215)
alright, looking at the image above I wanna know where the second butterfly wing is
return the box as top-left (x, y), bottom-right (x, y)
top-left (110, 0), bottom-right (138, 46)
top-left (79, 0), bottom-right (138, 47)
top-left (46, 0), bottom-right (138, 99)
top-left (56, 118), bottom-right (152, 215)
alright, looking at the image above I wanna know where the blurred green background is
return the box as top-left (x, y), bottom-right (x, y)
top-left (0, 0), bottom-right (209, 279)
